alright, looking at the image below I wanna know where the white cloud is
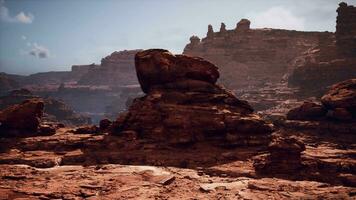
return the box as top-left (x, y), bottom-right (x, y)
top-left (28, 43), bottom-right (50, 59)
top-left (0, 0), bottom-right (34, 24)
top-left (15, 12), bottom-right (34, 24)
top-left (246, 6), bottom-right (305, 31)
top-left (21, 35), bottom-right (26, 40)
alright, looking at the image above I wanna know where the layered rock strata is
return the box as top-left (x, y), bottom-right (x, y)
top-left (254, 137), bottom-right (306, 174)
top-left (184, 19), bottom-right (331, 88)
top-left (111, 49), bottom-right (273, 145)
top-left (288, 2), bottom-right (356, 96)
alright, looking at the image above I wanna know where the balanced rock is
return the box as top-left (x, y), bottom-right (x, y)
top-left (112, 49), bottom-right (273, 145)
top-left (135, 49), bottom-right (219, 93)
top-left (0, 99), bottom-right (44, 135)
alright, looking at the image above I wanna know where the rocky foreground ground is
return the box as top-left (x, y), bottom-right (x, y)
top-left (0, 126), bottom-right (355, 199)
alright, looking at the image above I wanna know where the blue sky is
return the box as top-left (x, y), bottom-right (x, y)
top-left (1, 0), bottom-right (355, 75)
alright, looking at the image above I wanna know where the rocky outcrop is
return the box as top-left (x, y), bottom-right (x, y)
top-left (135, 49), bottom-right (219, 93)
top-left (288, 2), bottom-right (356, 96)
top-left (321, 79), bottom-right (356, 111)
top-left (184, 19), bottom-right (331, 89)
top-left (111, 49), bottom-right (273, 145)
top-left (254, 136), bottom-right (305, 174)
top-left (336, 2), bottom-right (356, 57)
top-left (0, 89), bottom-right (91, 125)
top-left (0, 73), bottom-right (19, 95)
top-left (0, 99), bottom-right (44, 135)
top-left (321, 79), bottom-right (356, 118)
top-left (288, 58), bottom-right (356, 96)
top-left (287, 79), bottom-right (356, 122)
top-left (286, 102), bottom-right (326, 121)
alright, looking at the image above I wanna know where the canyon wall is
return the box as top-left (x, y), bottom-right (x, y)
top-left (183, 19), bottom-right (333, 89)
top-left (77, 49), bottom-right (142, 86)
top-left (288, 2), bottom-right (356, 96)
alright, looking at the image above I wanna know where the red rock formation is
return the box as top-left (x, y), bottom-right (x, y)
top-left (286, 102), bottom-right (326, 121)
top-left (111, 49), bottom-right (272, 145)
top-left (0, 89), bottom-right (91, 125)
top-left (0, 99), bottom-right (44, 134)
top-left (183, 19), bottom-right (331, 88)
top-left (135, 49), bottom-right (219, 93)
top-left (286, 78), bottom-right (356, 122)
top-left (254, 136), bottom-right (306, 174)
top-left (288, 2), bottom-right (356, 96)
top-left (336, 2), bottom-right (356, 57)
top-left (321, 79), bottom-right (356, 116)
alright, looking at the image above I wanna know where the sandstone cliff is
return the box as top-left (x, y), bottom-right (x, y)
top-left (78, 49), bottom-right (142, 86)
top-left (288, 2), bottom-right (356, 96)
top-left (183, 19), bottom-right (332, 89)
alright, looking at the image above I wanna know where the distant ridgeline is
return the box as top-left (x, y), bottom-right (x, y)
top-left (183, 19), bottom-right (333, 89)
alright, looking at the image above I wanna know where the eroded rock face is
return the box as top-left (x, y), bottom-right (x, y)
top-left (287, 102), bottom-right (326, 121)
top-left (321, 79), bottom-right (356, 115)
top-left (78, 49), bottom-right (142, 86)
top-left (184, 19), bottom-right (331, 89)
top-left (111, 49), bottom-right (273, 145)
top-left (0, 99), bottom-right (44, 134)
top-left (336, 2), bottom-right (356, 57)
top-left (135, 49), bottom-right (219, 93)
top-left (288, 3), bottom-right (356, 96)
top-left (254, 136), bottom-right (306, 174)
top-left (286, 79), bottom-right (356, 122)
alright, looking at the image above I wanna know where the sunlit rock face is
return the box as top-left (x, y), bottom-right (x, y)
top-left (183, 19), bottom-right (331, 89)
top-left (111, 49), bottom-right (273, 145)
top-left (288, 2), bottom-right (356, 96)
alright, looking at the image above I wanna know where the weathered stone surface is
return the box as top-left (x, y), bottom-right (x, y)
top-left (0, 99), bottom-right (44, 135)
top-left (112, 49), bottom-right (272, 145)
top-left (0, 89), bottom-right (91, 125)
top-left (78, 49), bottom-right (142, 86)
top-left (135, 49), bottom-right (219, 93)
top-left (99, 118), bottom-right (112, 131)
top-left (235, 19), bottom-right (250, 31)
top-left (72, 125), bottom-right (99, 134)
top-left (321, 79), bottom-right (356, 114)
top-left (327, 107), bottom-right (353, 121)
top-left (336, 2), bottom-right (356, 57)
top-left (184, 19), bottom-right (331, 89)
top-left (254, 136), bottom-right (306, 174)
top-left (287, 102), bottom-right (326, 120)
top-left (288, 3), bottom-right (356, 96)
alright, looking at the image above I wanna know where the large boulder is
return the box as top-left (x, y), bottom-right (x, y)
top-left (254, 136), bottom-right (306, 174)
top-left (286, 102), bottom-right (327, 121)
top-left (0, 89), bottom-right (90, 125)
top-left (135, 49), bottom-right (219, 93)
top-left (321, 79), bottom-right (356, 115)
top-left (0, 99), bottom-right (44, 133)
top-left (112, 49), bottom-right (273, 145)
